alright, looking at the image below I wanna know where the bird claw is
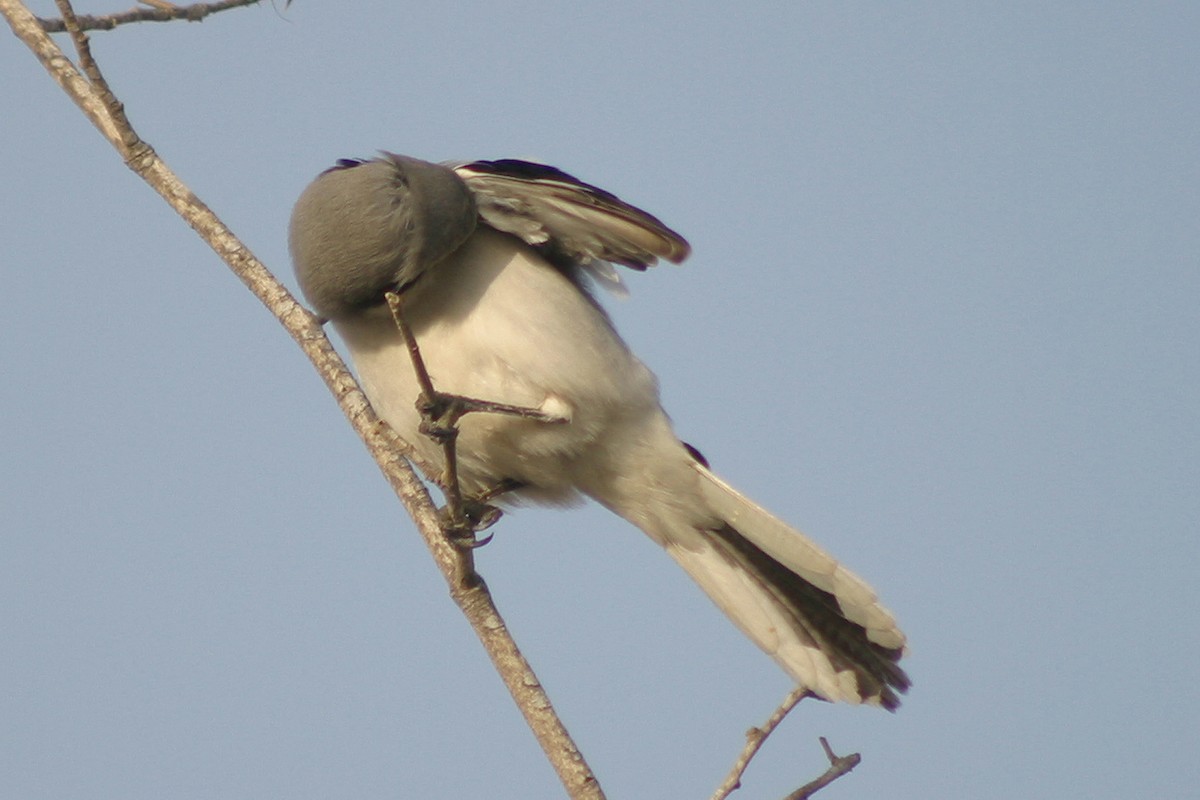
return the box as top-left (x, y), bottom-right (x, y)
top-left (447, 526), bottom-right (496, 550)
top-left (475, 478), bottom-right (525, 505)
top-left (435, 478), bottom-right (525, 548)
top-left (440, 478), bottom-right (526, 545)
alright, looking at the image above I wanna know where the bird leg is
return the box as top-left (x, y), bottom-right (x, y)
top-left (385, 292), bottom-right (548, 547)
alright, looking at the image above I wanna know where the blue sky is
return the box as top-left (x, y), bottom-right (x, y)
top-left (3, 2), bottom-right (1198, 798)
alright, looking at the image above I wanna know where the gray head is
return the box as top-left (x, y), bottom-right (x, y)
top-left (289, 153), bottom-right (478, 321)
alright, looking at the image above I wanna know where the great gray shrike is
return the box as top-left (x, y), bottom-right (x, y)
top-left (289, 153), bottom-right (909, 709)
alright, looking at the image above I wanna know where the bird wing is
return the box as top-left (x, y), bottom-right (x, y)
top-left (450, 159), bottom-right (691, 284)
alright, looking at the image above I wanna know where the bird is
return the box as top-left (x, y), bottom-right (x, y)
top-left (288, 153), bottom-right (910, 709)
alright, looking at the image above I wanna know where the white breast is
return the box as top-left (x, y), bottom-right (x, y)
top-left (334, 228), bottom-right (663, 504)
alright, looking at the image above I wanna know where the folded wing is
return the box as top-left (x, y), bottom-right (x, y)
top-left (451, 159), bottom-right (691, 281)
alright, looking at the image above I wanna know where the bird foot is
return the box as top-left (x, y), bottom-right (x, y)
top-left (437, 479), bottom-right (526, 548)
top-left (417, 391), bottom-right (567, 439)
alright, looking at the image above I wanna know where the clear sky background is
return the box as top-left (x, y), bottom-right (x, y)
top-left (3, 2), bottom-right (1197, 798)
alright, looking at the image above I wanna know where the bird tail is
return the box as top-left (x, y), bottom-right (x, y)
top-left (661, 464), bottom-right (910, 709)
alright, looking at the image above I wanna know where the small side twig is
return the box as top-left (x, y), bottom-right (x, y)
top-left (712, 688), bottom-right (862, 800)
top-left (51, 0), bottom-right (153, 161)
top-left (39, 0), bottom-right (261, 33)
top-left (711, 687), bottom-right (812, 800)
top-left (782, 738), bottom-right (862, 800)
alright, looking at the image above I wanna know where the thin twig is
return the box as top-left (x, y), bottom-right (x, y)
top-left (52, 0), bottom-right (138, 154)
top-left (711, 687), bottom-right (812, 800)
top-left (781, 738), bottom-right (862, 800)
top-left (38, 0), bottom-right (260, 33)
top-left (1, 3), bottom-right (605, 797)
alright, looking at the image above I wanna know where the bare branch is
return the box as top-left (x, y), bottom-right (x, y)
top-left (38, 0), bottom-right (261, 33)
top-left (712, 690), bottom-right (863, 800)
top-left (1, 3), bottom-right (604, 798)
top-left (781, 738), bottom-right (862, 800)
top-left (711, 688), bottom-right (812, 800)
top-left (52, 0), bottom-right (134, 147)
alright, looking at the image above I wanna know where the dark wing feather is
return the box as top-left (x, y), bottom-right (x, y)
top-left (450, 159), bottom-right (691, 277)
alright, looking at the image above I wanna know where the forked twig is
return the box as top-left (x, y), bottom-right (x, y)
top-left (711, 688), bottom-right (812, 800)
top-left (782, 738), bottom-right (862, 800)
top-left (712, 688), bottom-right (862, 800)
top-left (53, 0), bottom-right (132, 142)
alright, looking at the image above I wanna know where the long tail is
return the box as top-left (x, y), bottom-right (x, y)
top-left (663, 463), bottom-right (910, 709)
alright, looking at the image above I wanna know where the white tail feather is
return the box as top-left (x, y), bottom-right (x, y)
top-left (694, 464), bottom-right (906, 652)
top-left (665, 538), bottom-right (874, 704)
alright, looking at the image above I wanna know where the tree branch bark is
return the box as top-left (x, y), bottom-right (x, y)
top-left (1, 3), bottom-right (604, 797)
